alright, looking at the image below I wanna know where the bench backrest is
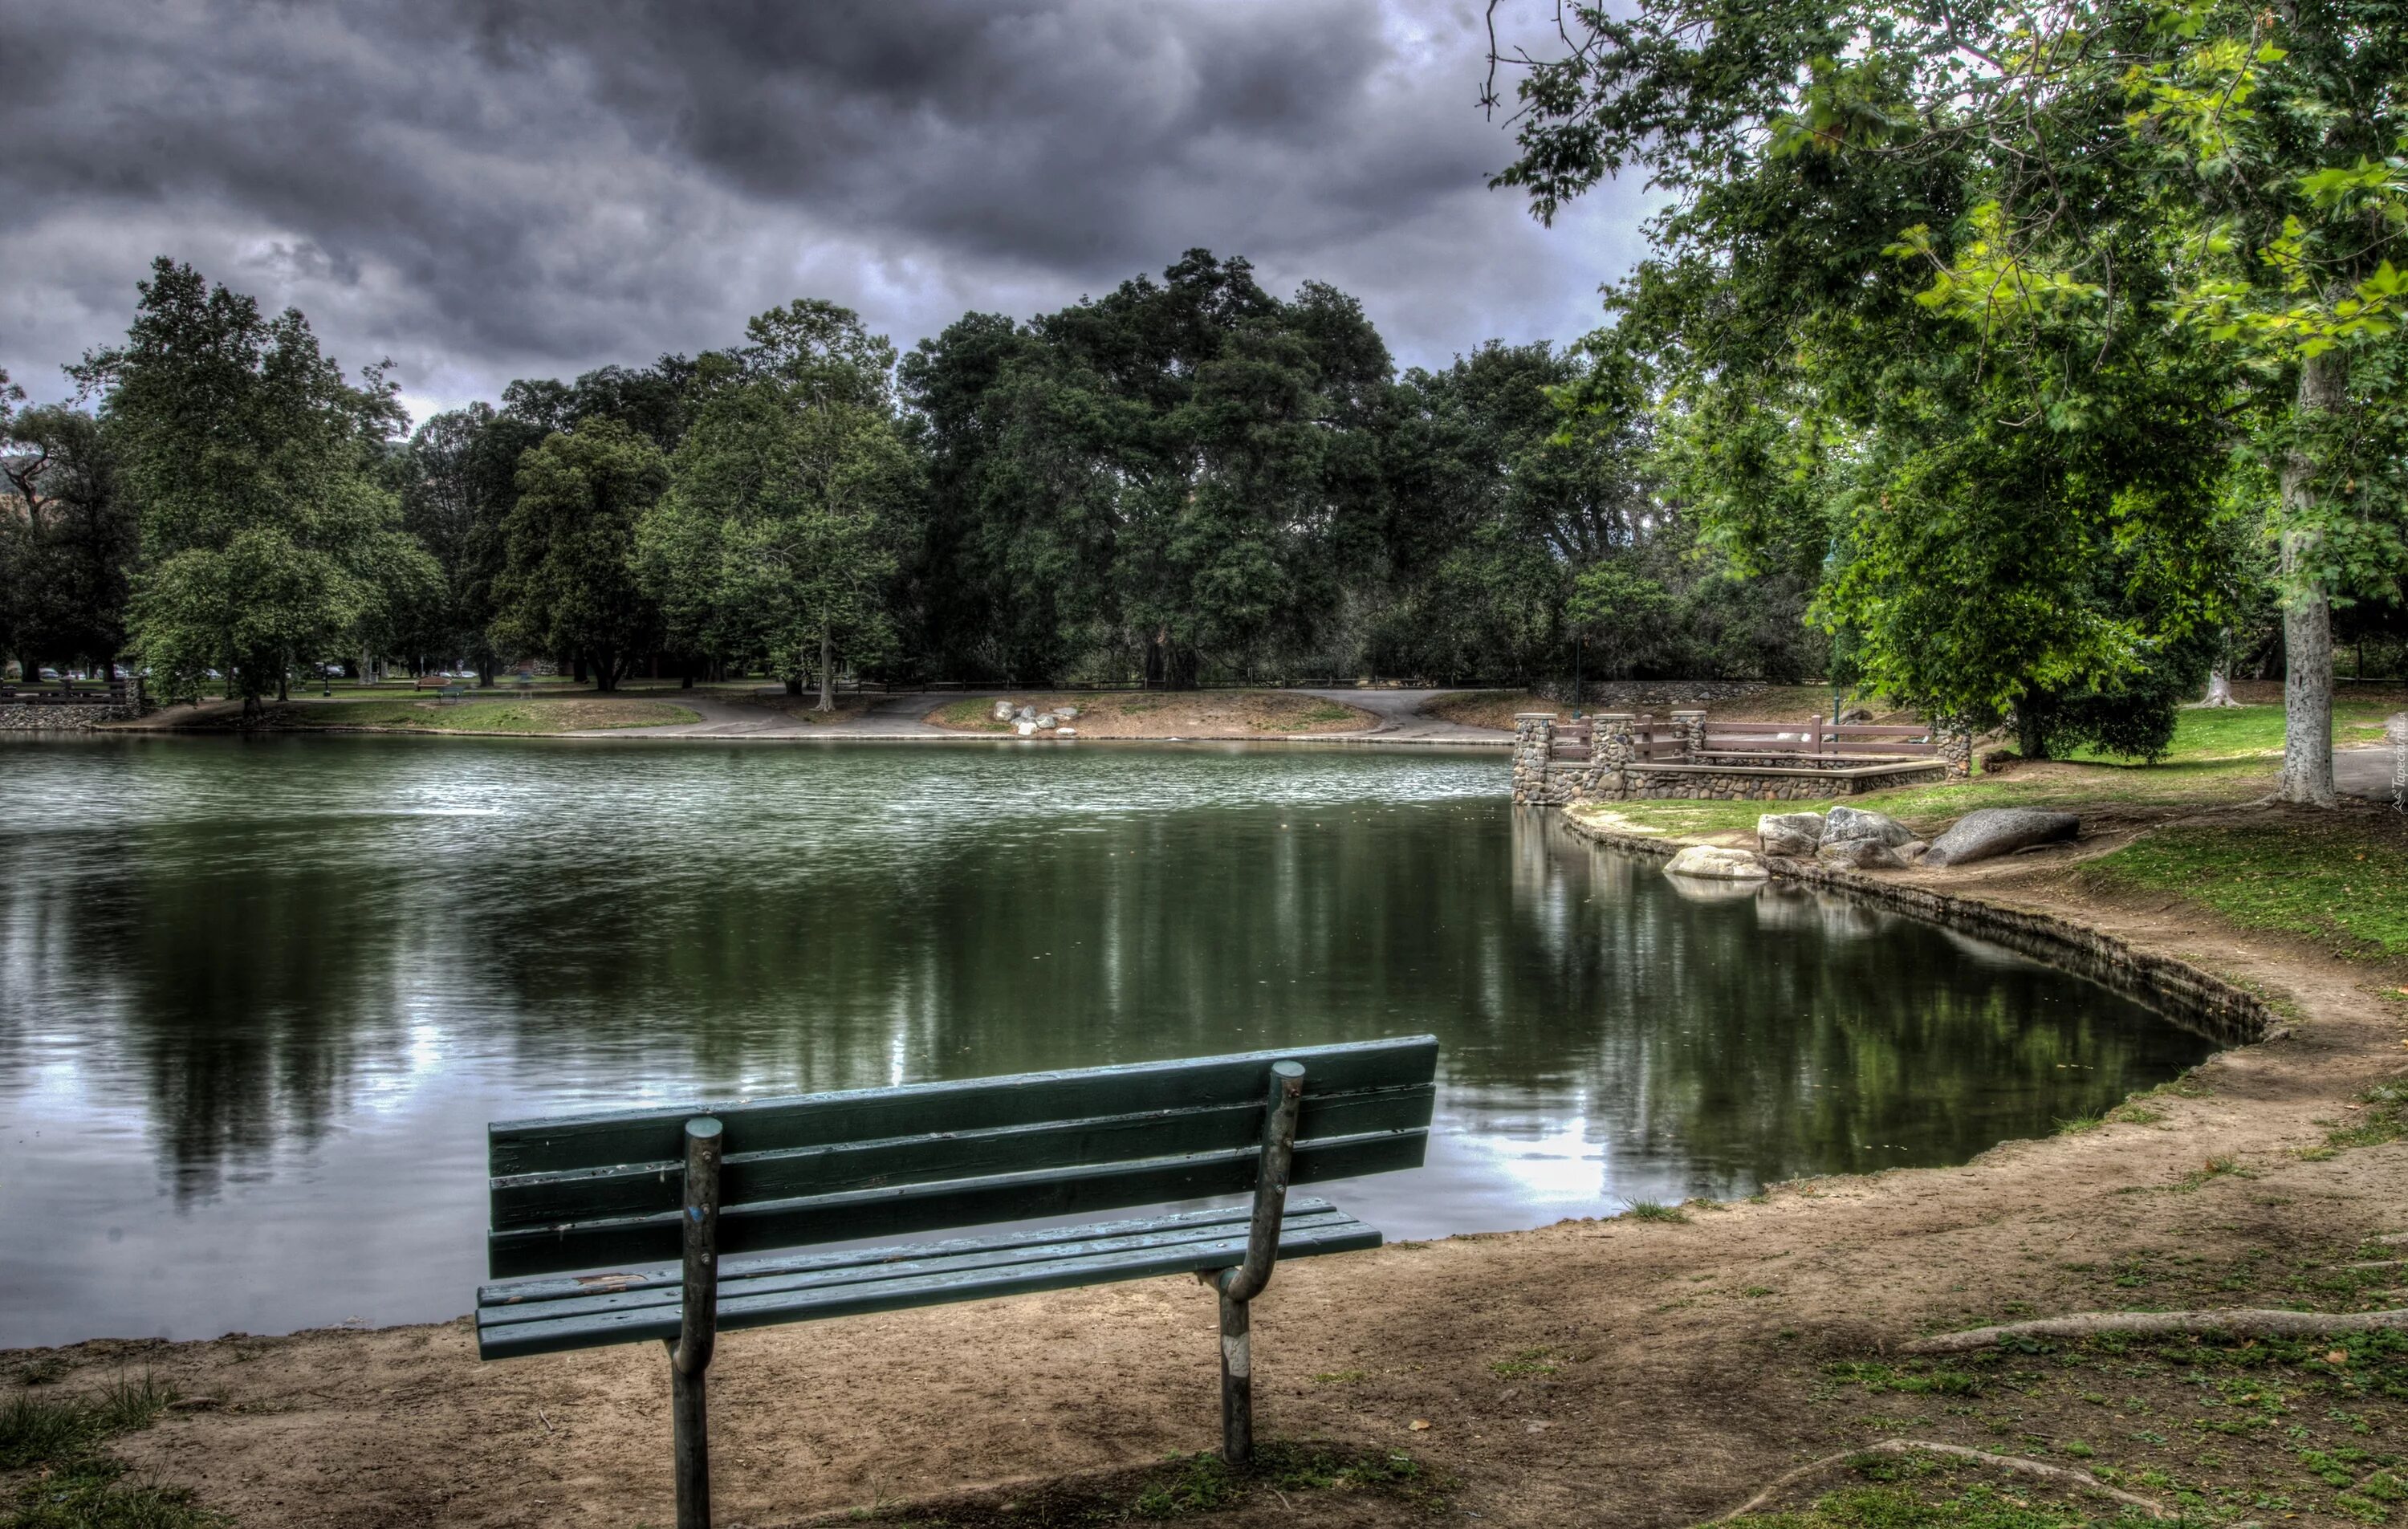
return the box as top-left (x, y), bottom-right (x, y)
top-left (486, 1035), bottom-right (1438, 1279)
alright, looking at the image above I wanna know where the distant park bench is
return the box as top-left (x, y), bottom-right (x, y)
top-left (435, 685), bottom-right (466, 705)
top-left (474, 1036), bottom-right (1438, 1528)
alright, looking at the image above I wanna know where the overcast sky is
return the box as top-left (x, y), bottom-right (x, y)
top-left (0, 0), bottom-right (1660, 429)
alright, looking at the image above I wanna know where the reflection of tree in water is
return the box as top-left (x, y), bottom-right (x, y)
top-left (1501, 813), bottom-right (2215, 1198)
top-left (1, 738), bottom-right (2214, 1213)
top-left (19, 819), bottom-right (408, 1202)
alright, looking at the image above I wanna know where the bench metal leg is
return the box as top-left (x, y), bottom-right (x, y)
top-left (669, 1116), bottom-right (723, 1529)
top-left (1218, 1291), bottom-right (1253, 1465)
top-left (1210, 1059), bottom-right (1305, 1469)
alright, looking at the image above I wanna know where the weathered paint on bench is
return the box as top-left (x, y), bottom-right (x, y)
top-left (474, 1036), bottom-right (1438, 1529)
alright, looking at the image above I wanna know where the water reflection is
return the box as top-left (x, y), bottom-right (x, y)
top-left (0, 737), bottom-right (2211, 1344)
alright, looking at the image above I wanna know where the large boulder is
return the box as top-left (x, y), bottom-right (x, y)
top-left (1824, 805), bottom-right (1915, 848)
top-left (1758, 811), bottom-right (1826, 857)
top-left (1923, 807), bottom-right (2079, 868)
top-left (1818, 836), bottom-right (1916, 871)
top-left (1665, 845), bottom-right (1770, 880)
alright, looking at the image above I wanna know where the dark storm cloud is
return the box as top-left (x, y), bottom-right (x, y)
top-left (0, 0), bottom-right (1657, 417)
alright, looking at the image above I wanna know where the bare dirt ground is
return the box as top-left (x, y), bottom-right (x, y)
top-left (925, 691), bottom-right (1377, 738)
top-left (10, 852), bottom-right (2408, 1526)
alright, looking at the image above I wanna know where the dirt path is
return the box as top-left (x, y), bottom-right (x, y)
top-left (13, 849), bottom-right (2406, 1527)
top-left (567, 688), bottom-right (1509, 746)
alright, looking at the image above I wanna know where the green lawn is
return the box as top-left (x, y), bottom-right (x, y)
top-left (275, 697), bottom-right (698, 734)
top-left (2088, 811), bottom-right (2408, 959)
top-left (2069, 701), bottom-right (2396, 766)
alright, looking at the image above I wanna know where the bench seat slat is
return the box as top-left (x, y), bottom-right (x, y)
top-left (487, 1035), bottom-right (1438, 1178)
top-left (479, 1200), bottom-right (1307, 1305)
top-left (475, 1202), bottom-right (1380, 1360)
top-left (487, 1126), bottom-right (1424, 1278)
top-left (489, 1083), bottom-right (1434, 1230)
top-left (481, 1202), bottom-right (1365, 1330)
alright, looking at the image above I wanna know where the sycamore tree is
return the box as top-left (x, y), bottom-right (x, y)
top-left (71, 259), bottom-right (431, 711)
top-left (490, 419), bottom-right (666, 691)
top-left (639, 301), bottom-right (914, 709)
top-left (1489, 0), bottom-right (2404, 786)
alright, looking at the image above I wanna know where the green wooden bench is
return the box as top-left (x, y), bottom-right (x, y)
top-left (475, 1036), bottom-right (1438, 1529)
top-left (436, 685), bottom-right (466, 705)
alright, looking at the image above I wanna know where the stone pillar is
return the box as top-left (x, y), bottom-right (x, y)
top-left (2388, 713), bottom-right (2406, 812)
top-left (1511, 713), bottom-right (1557, 804)
top-left (1595, 713), bottom-right (1636, 769)
top-left (1670, 708), bottom-right (1706, 761)
top-left (1936, 720), bottom-right (1975, 781)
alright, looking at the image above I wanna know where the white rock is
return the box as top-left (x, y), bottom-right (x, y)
top-left (1664, 845), bottom-right (1770, 880)
top-left (1015, 720), bottom-right (1038, 736)
top-left (1056, 705), bottom-right (1079, 719)
top-left (1056, 727), bottom-right (1077, 738)
top-left (1034, 713), bottom-right (1058, 729)
top-left (1016, 706), bottom-right (1035, 722)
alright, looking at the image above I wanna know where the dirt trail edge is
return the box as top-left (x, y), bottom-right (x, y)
top-left (16, 819), bottom-right (2408, 1528)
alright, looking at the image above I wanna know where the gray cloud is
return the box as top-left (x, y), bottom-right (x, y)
top-left (0, 0), bottom-right (1658, 422)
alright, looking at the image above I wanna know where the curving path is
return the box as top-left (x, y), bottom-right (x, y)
top-left (571, 687), bottom-right (1511, 745)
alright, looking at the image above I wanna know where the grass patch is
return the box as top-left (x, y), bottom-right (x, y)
top-left (2088, 810), bottom-right (2408, 959)
top-left (0, 1375), bottom-right (224, 1529)
top-left (1489, 1348), bottom-right (1560, 1379)
top-left (838, 1441), bottom-right (1448, 1525)
top-left (1622, 1199), bottom-right (1691, 1223)
top-left (275, 697), bottom-right (698, 734)
top-left (2068, 701), bottom-right (2399, 767)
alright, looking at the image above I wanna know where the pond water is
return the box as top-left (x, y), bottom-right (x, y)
top-left (0, 736), bottom-right (2214, 1346)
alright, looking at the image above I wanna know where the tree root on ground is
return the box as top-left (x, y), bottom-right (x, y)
top-left (1712, 1438), bottom-right (2171, 1521)
top-left (1903, 1307), bottom-right (2408, 1354)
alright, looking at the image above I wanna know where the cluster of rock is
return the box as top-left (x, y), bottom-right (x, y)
top-left (993, 700), bottom-right (1080, 738)
top-left (1662, 804), bottom-right (2081, 882)
top-left (1760, 805), bottom-right (2079, 868)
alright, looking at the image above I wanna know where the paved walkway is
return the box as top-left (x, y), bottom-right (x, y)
top-left (2338, 743), bottom-right (2401, 803)
top-left (571, 687), bottom-right (1511, 745)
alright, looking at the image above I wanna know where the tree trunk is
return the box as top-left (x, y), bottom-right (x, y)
top-left (2277, 348), bottom-right (2347, 807)
top-left (816, 628), bottom-right (835, 712)
top-left (571, 653), bottom-right (587, 685)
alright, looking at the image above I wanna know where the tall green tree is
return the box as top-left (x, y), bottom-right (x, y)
top-left (2, 401), bottom-right (135, 681)
top-left (1489, 0), bottom-right (2251, 752)
top-left (490, 419), bottom-right (666, 690)
top-left (71, 259), bottom-right (431, 711)
top-left (639, 302), bottom-right (917, 710)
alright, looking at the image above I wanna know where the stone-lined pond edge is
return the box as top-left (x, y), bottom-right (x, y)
top-left (1556, 808), bottom-right (2277, 1049)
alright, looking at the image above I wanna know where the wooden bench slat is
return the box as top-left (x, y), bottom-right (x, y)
top-left (486, 1035), bottom-right (1438, 1178)
top-left (478, 1199), bottom-right (1320, 1304)
top-left (488, 1083), bottom-right (1434, 1230)
top-left (481, 1201), bottom-right (1365, 1331)
top-left (488, 1125), bottom-right (1426, 1278)
top-left (477, 1204), bottom-right (1381, 1360)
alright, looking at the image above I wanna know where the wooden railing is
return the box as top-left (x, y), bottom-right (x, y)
top-left (1544, 714), bottom-right (1935, 762)
top-left (1, 677), bottom-right (143, 706)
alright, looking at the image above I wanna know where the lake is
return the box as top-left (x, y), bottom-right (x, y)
top-left (0, 735), bottom-right (2214, 1346)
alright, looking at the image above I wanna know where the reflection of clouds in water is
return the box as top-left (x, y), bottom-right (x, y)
top-left (0, 737), bottom-right (2213, 1344)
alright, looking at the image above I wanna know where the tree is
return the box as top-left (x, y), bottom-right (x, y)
top-left (641, 303), bottom-right (917, 710)
top-left (396, 404), bottom-right (527, 682)
top-left (1485, 0), bottom-right (2251, 747)
top-left (490, 419), bottom-right (666, 691)
top-left (71, 259), bottom-right (425, 711)
top-left (2, 401), bottom-right (135, 680)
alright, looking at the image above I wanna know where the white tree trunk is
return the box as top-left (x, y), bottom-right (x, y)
top-left (2276, 349), bottom-right (2345, 807)
top-left (816, 628), bottom-right (835, 712)
top-left (2199, 665), bottom-right (2239, 706)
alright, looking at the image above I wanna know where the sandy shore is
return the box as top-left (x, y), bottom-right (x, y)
top-left (10, 836), bottom-right (2406, 1526)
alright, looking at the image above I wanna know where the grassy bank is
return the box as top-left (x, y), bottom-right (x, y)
top-left (266, 697), bottom-right (698, 734)
top-left (0, 1374), bottom-right (219, 1528)
top-left (1576, 701), bottom-right (2408, 965)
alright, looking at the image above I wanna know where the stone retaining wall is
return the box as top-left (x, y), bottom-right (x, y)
top-left (2, 702), bottom-right (144, 730)
top-left (1556, 811), bottom-right (2274, 1047)
top-left (1512, 710), bottom-right (1956, 805)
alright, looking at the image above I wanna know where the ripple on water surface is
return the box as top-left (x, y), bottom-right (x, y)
top-left (0, 734), bottom-right (2214, 1344)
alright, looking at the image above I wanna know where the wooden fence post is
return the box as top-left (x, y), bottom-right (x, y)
top-left (668, 1116), bottom-right (722, 1529)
